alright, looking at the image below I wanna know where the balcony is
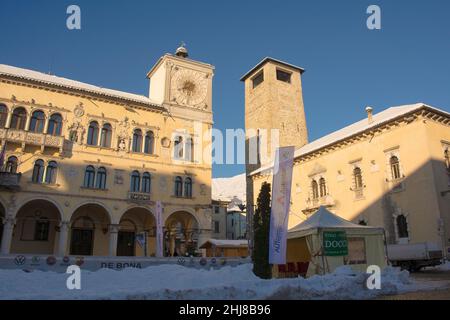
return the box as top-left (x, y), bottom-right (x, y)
top-left (0, 172), bottom-right (21, 191)
top-left (0, 128), bottom-right (64, 150)
top-left (128, 192), bottom-right (151, 203)
top-left (303, 195), bottom-right (335, 214)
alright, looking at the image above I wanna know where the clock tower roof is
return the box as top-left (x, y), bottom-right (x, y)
top-left (146, 53), bottom-right (214, 79)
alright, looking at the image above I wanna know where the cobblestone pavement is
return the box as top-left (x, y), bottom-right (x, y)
top-left (378, 268), bottom-right (450, 300)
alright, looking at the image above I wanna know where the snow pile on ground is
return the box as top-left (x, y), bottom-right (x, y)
top-left (437, 262), bottom-right (450, 271)
top-left (0, 264), bottom-right (425, 300)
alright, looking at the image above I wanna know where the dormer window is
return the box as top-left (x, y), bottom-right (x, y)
top-left (276, 69), bottom-right (291, 83)
top-left (252, 71), bottom-right (264, 89)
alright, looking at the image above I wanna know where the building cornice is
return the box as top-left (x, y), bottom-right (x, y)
top-left (250, 105), bottom-right (450, 178)
top-left (0, 75), bottom-right (168, 115)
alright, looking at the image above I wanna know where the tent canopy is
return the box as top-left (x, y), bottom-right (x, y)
top-left (288, 206), bottom-right (384, 239)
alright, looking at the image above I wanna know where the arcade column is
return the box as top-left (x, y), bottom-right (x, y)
top-left (0, 216), bottom-right (15, 255)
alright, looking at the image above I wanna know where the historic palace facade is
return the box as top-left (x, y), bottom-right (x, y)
top-left (244, 58), bottom-right (450, 255)
top-left (0, 46), bottom-right (214, 257)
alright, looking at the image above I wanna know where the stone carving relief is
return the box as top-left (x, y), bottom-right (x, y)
top-left (66, 167), bottom-right (78, 178)
top-left (74, 103), bottom-right (85, 118)
top-left (7, 130), bottom-right (26, 141)
top-left (199, 184), bottom-right (207, 196)
top-left (114, 169), bottom-right (124, 185)
top-left (117, 117), bottom-right (131, 152)
top-left (161, 137), bottom-right (171, 148)
top-left (25, 132), bottom-right (44, 145)
top-left (45, 135), bottom-right (62, 147)
top-left (67, 121), bottom-right (85, 145)
top-left (159, 176), bottom-right (168, 192)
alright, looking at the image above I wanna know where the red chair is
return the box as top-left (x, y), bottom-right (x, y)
top-left (297, 262), bottom-right (309, 278)
top-left (278, 264), bottom-right (287, 278)
top-left (287, 262), bottom-right (296, 277)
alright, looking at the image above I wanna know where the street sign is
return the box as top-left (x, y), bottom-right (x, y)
top-left (323, 231), bottom-right (348, 256)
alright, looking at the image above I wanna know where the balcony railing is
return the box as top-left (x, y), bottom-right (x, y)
top-left (0, 172), bottom-right (21, 190)
top-left (0, 128), bottom-right (64, 149)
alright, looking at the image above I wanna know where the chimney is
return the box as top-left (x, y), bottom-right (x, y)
top-left (365, 106), bottom-right (374, 124)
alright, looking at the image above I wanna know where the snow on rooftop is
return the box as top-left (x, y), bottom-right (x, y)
top-left (0, 64), bottom-right (160, 106)
top-left (251, 103), bottom-right (449, 176)
top-left (212, 173), bottom-right (246, 203)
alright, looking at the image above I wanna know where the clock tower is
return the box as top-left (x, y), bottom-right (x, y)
top-left (147, 45), bottom-right (214, 121)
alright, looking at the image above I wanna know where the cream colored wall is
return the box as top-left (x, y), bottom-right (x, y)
top-left (0, 57), bottom-right (215, 255)
top-left (252, 114), bottom-right (450, 249)
top-left (149, 62), bottom-right (166, 104)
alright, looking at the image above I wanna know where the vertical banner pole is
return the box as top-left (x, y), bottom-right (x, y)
top-left (269, 146), bottom-right (295, 265)
top-left (156, 201), bottom-right (163, 258)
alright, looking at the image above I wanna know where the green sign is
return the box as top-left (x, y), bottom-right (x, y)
top-left (323, 231), bottom-right (348, 256)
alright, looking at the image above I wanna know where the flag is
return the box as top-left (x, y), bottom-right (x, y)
top-left (269, 146), bottom-right (295, 265)
top-left (155, 201), bottom-right (164, 258)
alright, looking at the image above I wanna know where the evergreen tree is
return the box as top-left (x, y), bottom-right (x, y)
top-left (252, 182), bottom-right (272, 279)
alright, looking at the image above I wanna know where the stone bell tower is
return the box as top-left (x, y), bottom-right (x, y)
top-left (242, 57), bottom-right (308, 170)
top-left (241, 57), bottom-right (309, 249)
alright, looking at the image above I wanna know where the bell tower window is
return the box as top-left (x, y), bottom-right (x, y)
top-left (276, 69), bottom-right (291, 83)
top-left (252, 71), bottom-right (264, 89)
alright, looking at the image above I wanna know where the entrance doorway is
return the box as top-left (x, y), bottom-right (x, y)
top-left (69, 204), bottom-right (111, 256)
top-left (70, 229), bottom-right (93, 256)
top-left (117, 231), bottom-right (135, 256)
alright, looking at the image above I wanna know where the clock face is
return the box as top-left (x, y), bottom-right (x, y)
top-left (171, 68), bottom-right (208, 108)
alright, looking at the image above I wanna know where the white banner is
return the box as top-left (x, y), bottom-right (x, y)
top-left (269, 146), bottom-right (295, 265)
top-left (156, 201), bottom-right (164, 258)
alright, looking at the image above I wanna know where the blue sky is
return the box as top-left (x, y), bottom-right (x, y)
top-left (0, 0), bottom-right (449, 178)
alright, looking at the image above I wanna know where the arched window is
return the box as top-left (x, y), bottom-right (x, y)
top-left (0, 104), bottom-right (8, 128)
top-left (142, 172), bottom-right (151, 193)
top-left (311, 180), bottom-right (319, 200)
top-left (96, 167), bottom-right (107, 189)
top-left (396, 215), bottom-right (409, 239)
top-left (174, 176), bottom-right (183, 197)
top-left (319, 178), bottom-right (327, 197)
top-left (184, 177), bottom-right (193, 198)
top-left (32, 159), bottom-right (45, 183)
top-left (10, 107), bottom-right (27, 130)
top-left (29, 110), bottom-right (45, 133)
top-left (5, 156), bottom-right (18, 173)
top-left (390, 156), bottom-right (401, 180)
top-left (130, 171), bottom-right (141, 192)
top-left (354, 167), bottom-right (363, 189)
top-left (358, 220), bottom-right (368, 226)
top-left (100, 123), bottom-right (112, 148)
top-left (84, 166), bottom-right (95, 188)
top-left (45, 161), bottom-right (58, 184)
top-left (174, 136), bottom-right (184, 159)
top-left (132, 129), bottom-right (143, 152)
top-left (144, 131), bottom-right (155, 154)
top-left (47, 113), bottom-right (63, 136)
top-left (185, 136), bottom-right (194, 161)
top-left (87, 121), bottom-right (99, 146)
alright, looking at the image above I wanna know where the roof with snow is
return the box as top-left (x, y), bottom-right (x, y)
top-left (212, 173), bottom-right (246, 203)
top-left (288, 207), bottom-right (384, 238)
top-left (0, 64), bottom-right (164, 109)
top-left (251, 103), bottom-right (449, 176)
top-left (200, 239), bottom-right (249, 248)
